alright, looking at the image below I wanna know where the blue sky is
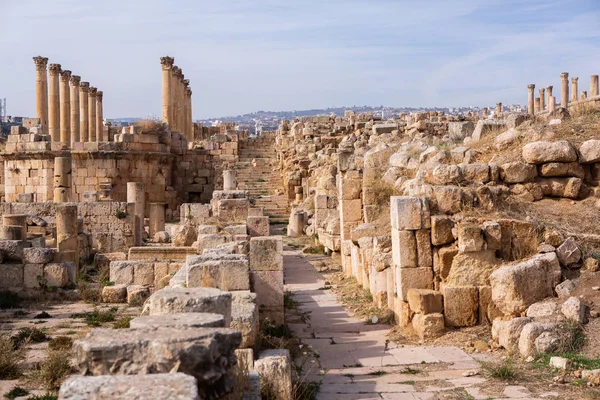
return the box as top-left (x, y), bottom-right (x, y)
top-left (1, 0), bottom-right (599, 119)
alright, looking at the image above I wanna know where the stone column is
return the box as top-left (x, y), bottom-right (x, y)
top-left (96, 91), bottom-right (104, 141)
top-left (539, 88), bottom-right (545, 110)
top-left (48, 63), bottom-right (62, 141)
top-left (172, 67), bottom-right (180, 132)
top-left (561, 72), bottom-right (569, 108)
top-left (581, 91), bottom-right (588, 101)
top-left (288, 210), bottom-right (306, 237)
top-left (56, 204), bottom-right (79, 271)
top-left (527, 84), bottom-right (535, 115)
top-left (2, 215), bottom-right (27, 240)
top-left (223, 170), bottom-right (237, 191)
top-left (59, 70), bottom-right (71, 143)
top-left (495, 102), bottom-right (502, 116)
top-left (187, 87), bottom-right (193, 142)
top-left (88, 87), bottom-right (97, 142)
top-left (546, 86), bottom-right (553, 107)
top-left (70, 75), bottom-right (81, 143)
top-left (160, 56), bottom-right (174, 126)
top-left (571, 77), bottom-right (579, 103)
top-left (481, 107), bottom-right (488, 118)
top-left (127, 182), bottom-right (146, 246)
top-left (183, 79), bottom-right (190, 141)
top-left (79, 82), bottom-right (89, 142)
top-left (53, 156), bottom-right (72, 202)
top-left (534, 98), bottom-right (540, 114)
top-left (548, 96), bottom-right (557, 112)
top-left (33, 56), bottom-right (49, 133)
top-left (591, 75), bottom-right (599, 97)
top-left (149, 203), bottom-right (166, 237)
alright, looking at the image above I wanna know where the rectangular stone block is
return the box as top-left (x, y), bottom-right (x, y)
top-left (110, 261), bottom-right (134, 285)
top-left (187, 258), bottom-right (250, 291)
top-left (431, 215), bottom-right (455, 246)
top-left (391, 229), bottom-right (417, 268)
top-left (340, 199), bottom-right (362, 223)
top-left (24, 263), bottom-right (44, 288)
top-left (249, 237), bottom-right (283, 271)
top-left (247, 216), bottom-right (270, 237)
top-left (412, 313), bottom-right (445, 340)
top-left (407, 288), bottom-right (443, 314)
top-left (44, 263), bottom-right (69, 287)
top-left (443, 285), bottom-right (479, 327)
top-left (0, 264), bottom-right (24, 288)
top-left (391, 196), bottom-right (430, 230)
top-left (248, 207), bottom-right (264, 217)
top-left (396, 267), bottom-right (433, 301)
top-left (415, 229), bottom-right (433, 268)
top-left (457, 223), bottom-right (484, 253)
top-left (128, 247), bottom-right (197, 261)
top-left (133, 262), bottom-right (155, 286)
top-left (251, 270), bottom-right (284, 322)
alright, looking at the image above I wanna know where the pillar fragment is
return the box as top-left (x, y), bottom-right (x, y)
top-left (571, 77), bottom-right (579, 103)
top-left (591, 75), bottom-right (599, 97)
top-left (2, 215), bottom-right (27, 241)
top-left (48, 63), bottom-right (62, 141)
top-left (223, 170), bottom-right (237, 191)
top-left (127, 182), bottom-right (146, 246)
top-left (495, 102), bottom-right (502, 117)
top-left (548, 96), bottom-right (557, 113)
top-left (88, 87), bottom-right (97, 142)
top-left (560, 72), bottom-right (569, 108)
top-left (59, 70), bottom-right (71, 143)
top-left (79, 82), bottom-right (90, 142)
top-left (149, 203), bottom-right (166, 237)
top-left (539, 88), bottom-right (545, 110)
top-left (96, 91), bottom-right (104, 141)
top-left (534, 98), bottom-right (540, 114)
top-left (527, 84), bottom-right (535, 115)
top-left (546, 86), bottom-right (553, 108)
top-left (56, 204), bottom-right (79, 271)
top-left (33, 56), bottom-right (49, 133)
top-left (70, 75), bottom-right (81, 143)
top-left (53, 157), bottom-right (72, 202)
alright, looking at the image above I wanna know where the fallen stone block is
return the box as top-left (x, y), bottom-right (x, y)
top-left (73, 327), bottom-right (241, 398)
top-left (247, 216), bottom-right (269, 237)
top-left (518, 322), bottom-right (568, 357)
top-left (526, 301), bottom-right (559, 318)
top-left (492, 317), bottom-right (533, 352)
top-left (255, 349), bottom-right (292, 400)
top-left (144, 287), bottom-right (232, 325)
top-left (130, 312), bottom-right (225, 329)
top-left (127, 285), bottom-right (150, 306)
top-left (561, 297), bottom-right (588, 324)
top-left (522, 140), bottom-right (578, 164)
top-left (407, 289), bottom-right (443, 314)
top-left (443, 285), bottom-right (478, 327)
top-left (412, 313), bottom-right (445, 340)
top-left (431, 216), bottom-right (455, 246)
top-left (58, 373), bottom-right (200, 400)
top-left (102, 284), bottom-right (127, 303)
top-left (556, 237), bottom-right (581, 266)
top-left (549, 356), bottom-right (570, 370)
top-left (0, 240), bottom-right (30, 263)
top-left (555, 279), bottom-right (576, 298)
top-left (23, 247), bottom-right (56, 264)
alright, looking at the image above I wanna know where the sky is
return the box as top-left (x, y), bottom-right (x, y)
top-left (1, 0), bottom-right (599, 119)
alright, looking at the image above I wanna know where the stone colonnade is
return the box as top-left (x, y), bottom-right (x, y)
top-left (160, 56), bottom-right (193, 142)
top-left (527, 73), bottom-right (600, 114)
top-left (32, 56), bottom-right (104, 145)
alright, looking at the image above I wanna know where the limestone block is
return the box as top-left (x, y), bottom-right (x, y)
top-left (442, 285), bottom-right (479, 328)
top-left (23, 263), bottom-right (44, 288)
top-left (255, 350), bottom-right (293, 400)
top-left (522, 141), bottom-right (578, 164)
top-left (144, 287), bottom-right (232, 325)
top-left (407, 289), bottom-right (443, 314)
top-left (492, 317), bottom-right (533, 351)
top-left (251, 270), bottom-right (284, 323)
top-left (72, 327), bottom-right (241, 397)
top-left (415, 229), bottom-right (433, 268)
top-left (22, 248), bottom-right (55, 264)
top-left (197, 225), bottom-right (220, 235)
top-left (390, 197), bottom-right (430, 230)
top-left (248, 207), bottom-right (264, 217)
top-left (482, 221), bottom-right (502, 251)
top-left (130, 312), bottom-right (225, 329)
top-left (171, 225), bottom-right (197, 247)
top-left (133, 262), bottom-right (155, 286)
top-left (102, 284), bottom-right (127, 303)
top-left (561, 297), bottom-right (588, 324)
top-left (0, 264), bottom-right (24, 288)
top-left (224, 225), bottom-right (247, 236)
top-left (556, 237), bottom-right (581, 266)
top-left (479, 285), bottom-right (501, 324)
top-left (109, 261), bottom-right (134, 285)
top-left (231, 291), bottom-right (259, 348)
top-left (536, 177), bottom-right (583, 199)
top-left (128, 247), bottom-right (197, 261)
top-left (518, 322), bottom-right (565, 357)
top-left (216, 198), bottom-right (249, 224)
top-left (0, 240), bottom-right (30, 263)
top-left (197, 234), bottom-right (229, 254)
top-left (460, 163), bottom-right (490, 184)
top-left (249, 237), bottom-right (283, 271)
top-left (500, 162), bottom-right (537, 183)
top-left (187, 258), bottom-right (250, 291)
top-left (339, 178), bottom-right (362, 200)
top-left (433, 186), bottom-right (463, 214)
top-left (412, 313), bottom-right (445, 340)
top-left (431, 216), bottom-right (455, 246)
top-left (579, 140), bottom-right (600, 163)
top-left (391, 229), bottom-right (417, 268)
top-left (448, 121), bottom-right (474, 141)
top-left (431, 164), bottom-right (463, 185)
top-left (434, 246), bottom-right (458, 280)
top-left (58, 373), bottom-right (200, 400)
top-left (396, 267), bottom-right (433, 301)
top-left (127, 285), bottom-right (150, 306)
top-left (526, 301), bottom-right (559, 318)
top-left (247, 216), bottom-right (269, 237)
top-left (154, 231), bottom-right (170, 243)
top-left (457, 223), bottom-right (484, 253)
top-left (539, 162), bottom-right (585, 179)
top-left (555, 279), bottom-right (576, 298)
top-left (340, 199), bottom-right (362, 222)
top-left (490, 252), bottom-right (562, 316)
top-left (44, 263), bottom-right (69, 287)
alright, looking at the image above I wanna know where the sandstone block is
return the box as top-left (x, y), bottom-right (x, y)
top-left (231, 291), bottom-right (259, 348)
top-left (561, 297), bottom-right (588, 324)
top-left (433, 186), bottom-right (465, 215)
top-left (249, 237), bottom-right (283, 271)
top-left (539, 162), bottom-right (585, 179)
top-left (396, 267), bottom-right (433, 301)
top-left (415, 229), bottom-right (433, 268)
top-left (579, 139), bottom-right (600, 163)
top-left (432, 165), bottom-right (463, 185)
top-left (407, 289), bottom-right (443, 314)
top-left (447, 250), bottom-right (500, 287)
top-left (44, 263), bottom-right (69, 287)
top-left (392, 229), bottom-right (417, 268)
top-left (556, 237), bottom-right (581, 266)
top-left (500, 162), bottom-right (537, 183)
top-left (247, 216), bottom-right (269, 237)
top-left (130, 312), bottom-right (225, 329)
top-left (518, 322), bottom-right (566, 357)
top-left (72, 327), bottom-right (241, 397)
top-left (492, 317), bottom-right (532, 351)
top-left (255, 350), bottom-right (293, 400)
top-left (522, 140), bottom-right (577, 164)
top-left (457, 223), bottom-right (484, 253)
top-left (23, 247), bottom-right (56, 264)
top-left (390, 196), bottom-right (430, 230)
top-left (431, 216), bottom-right (455, 246)
top-left (109, 261), bottom-right (133, 285)
top-left (187, 257), bottom-right (250, 291)
top-left (23, 263), bottom-right (43, 288)
top-left (412, 313), bottom-right (445, 340)
top-left (490, 252), bottom-right (561, 316)
top-left (434, 246), bottom-right (458, 280)
top-left (536, 177), bottom-right (583, 199)
top-left (251, 270), bottom-right (284, 324)
top-left (171, 225), bottom-right (197, 247)
top-left (482, 221), bottom-right (502, 250)
top-left (0, 264), bottom-right (24, 288)
top-left (102, 284), bottom-right (127, 303)
top-left (555, 279), bottom-right (576, 298)
top-left (443, 285), bottom-right (478, 327)
top-left (144, 287), bottom-right (232, 325)
top-left (58, 373), bottom-right (200, 400)
top-left (127, 285), bottom-right (150, 306)
top-left (461, 163), bottom-right (490, 184)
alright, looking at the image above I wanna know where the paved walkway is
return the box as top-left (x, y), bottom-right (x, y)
top-left (283, 247), bottom-right (554, 400)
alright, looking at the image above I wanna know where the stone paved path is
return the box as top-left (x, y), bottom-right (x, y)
top-left (283, 246), bottom-right (555, 400)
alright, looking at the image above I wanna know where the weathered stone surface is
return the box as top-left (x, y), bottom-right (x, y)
top-left (561, 297), bottom-right (588, 324)
top-left (44, 263), bottom-right (69, 287)
top-left (536, 177), bottom-right (583, 199)
top-left (500, 162), bottom-right (537, 183)
top-left (0, 264), bottom-right (24, 288)
top-left (154, 231), bottom-right (170, 243)
top-left (390, 196), bottom-right (430, 230)
top-left (518, 322), bottom-right (566, 356)
top-left (549, 356), bottom-right (570, 370)
top-left (526, 301), bottom-right (559, 318)
top-left (407, 289), bottom-right (443, 314)
top-left (448, 121), bottom-right (475, 141)
top-left (0, 240), bottom-right (30, 262)
top-left (482, 221), bottom-right (502, 250)
top-left (415, 229), bottom-right (432, 268)
top-left (555, 279), bottom-right (576, 298)
top-left (490, 252), bottom-right (561, 316)
top-left (247, 216), bottom-right (269, 237)
top-left (447, 250), bottom-right (500, 286)
top-left (171, 225), bottom-right (197, 247)
top-left (255, 349), bottom-right (292, 400)
top-left (58, 373), bottom-right (200, 400)
top-left (556, 237), bottom-right (581, 266)
top-left (230, 291), bottom-right (259, 348)
top-left (579, 140), bottom-right (600, 163)
top-left (396, 267), bottom-right (433, 301)
top-left (391, 229), bottom-right (417, 268)
top-left (434, 246), bottom-right (458, 280)
top-left (431, 216), bottom-right (455, 246)
top-left (443, 285), bottom-right (478, 327)
top-left (23, 247), bottom-right (56, 264)
top-left (109, 261), bottom-right (133, 285)
top-left (127, 285), bottom-right (150, 306)
top-left (73, 327), bottom-right (241, 397)
top-left (492, 317), bottom-right (533, 351)
top-left (250, 270), bottom-right (284, 324)
top-left (144, 287), bottom-right (232, 325)
top-left (432, 165), bottom-right (463, 185)
top-left (522, 141), bottom-right (577, 164)
top-left (457, 223), bottom-right (484, 253)
top-left (412, 313), bottom-right (445, 340)
top-left (102, 284), bottom-right (127, 303)
top-left (249, 236), bottom-right (283, 271)
top-left (130, 312), bottom-right (225, 329)
top-left (186, 256), bottom-right (250, 291)
top-left (539, 162), bottom-right (585, 179)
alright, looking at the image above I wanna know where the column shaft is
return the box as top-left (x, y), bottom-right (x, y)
top-left (88, 87), bottom-right (97, 142)
top-left (160, 56), bottom-right (174, 126)
top-left (149, 203), bottom-right (166, 236)
top-left (591, 75), bottom-right (599, 97)
top-left (48, 64), bottom-right (61, 141)
top-left (127, 182), bottom-right (146, 246)
top-left (70, 76), bottom-right (81, 143)
top-left (539, 88), bottom-right (545, 110)
top-left (59, 70), bottom-right (71, 143)
top-left (560, 72), bottom-right (569, 108)
top-left (79, 82), bottom-right (89, 142)
top-left (33, 56), bottom-right (49, 133)
top-left (527, 84), bottom-right (535, 115)
top-left (96, 91), bottom-right (104, 141)
top-left (546, 86), bottom-right (553, 108)
top-left (571, 77), bottom-right (579, 103)
top-left (56, 204), bottom-right (79, 272)
top-left (53, 156), bottom-right (72, 202)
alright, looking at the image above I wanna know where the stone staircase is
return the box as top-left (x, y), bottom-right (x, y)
top-left (235, 139), bottom-right (289, 222)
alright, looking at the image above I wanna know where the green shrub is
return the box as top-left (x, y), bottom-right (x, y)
top-left (4, 387), bottom-right (29, 399)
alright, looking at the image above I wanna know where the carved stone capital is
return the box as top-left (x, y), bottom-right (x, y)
top-left (89, 87), bottom-right (97, 96)
top-left (60, 70), bottom-right (72, 81)
top-left (70, 75), bottom-right (81, 86)
top-left (571, 77), bottom-right (579, 83)
top-left (539, 88), bottom-right (545, 95)
top-left (33, 56), bottom-right (49, 71)
top-left (186, 88), bottom-right (192, 96)
top-left (561, 72), bottom-right (569, 79)
top-left (80, 82), bottom-right (90, 92)
top-left (160, 56), bottom-right (175, 69)
top-left (183, 79), bottom-right (190, 88)
top-left (546, 85), bottom-right (553, 91)
top-left (48, 63), bottom-right (62, 75)
top-left (527, 84), bottom-right (535, 90)
top-left (96, 91), bottom-right (103, 101)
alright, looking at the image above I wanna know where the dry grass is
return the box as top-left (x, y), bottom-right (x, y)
top-left (30, 348), bottom-right (72, 391)
top-left (0, 332), bottom-right (25, 379)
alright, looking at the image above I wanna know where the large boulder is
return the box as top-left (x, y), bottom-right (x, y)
top-left (522, 141), bottom-right (578, 164)
top-left (490, 252), bottom-right (562, 316)
top-left (171, 225), bottom-right (196, 247)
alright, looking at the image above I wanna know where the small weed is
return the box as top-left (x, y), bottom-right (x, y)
top-left (4, 387), bottom-right (29, 399)
top-left (25, 394), bottom-right (58, 400)
top-left (398, 380), bottom-right (415, 385)
top-left (342, 373), bottom-right (354, 378)
top-left (112, 316), bottom-right (132, 329)
top-left (260, 322), bottom-right (293, 339)
top-left (343, 363), bottom-right (363, 368)
top-left (12, 327), bottom-right (48, 348)
top-left (0, 291), bottom-right (21, 309)
top-left (12, 310), bottom-right (27, 318)
top-left (103, 281), bottom-right (115, 287)
top-left (302, 245), bottom-right (325, 255)
top-left (571, 379), bottom-right (587, 387)
top-left (482, 360), bottom-right (517, 380)
top-left (34, 311), bottom-right (52, 319)
top-left (115, 208), bottom-right (128, 219)
top-left (367, 370), bottom-right (387, 376)
top-left (71, 308), bottom-right (116, 327)
top-left (48, 336), bottom-right (73, 351)
top-left (257, 178), bottom-right (265, 182)
top-left (30, 349), bottom-right (72, 391)
top-left (284, 292), bottom-right (299, 310)
top-left (400, 367), bottom-right (420, 374)
top-left (65, 331), bottom-right (77, 335)
top-left (0, 333), bottom-right (25, 379)
top-left (317, 286), bottom-right (332, 291)
top-left (293, 380), bottom-right (321, 400)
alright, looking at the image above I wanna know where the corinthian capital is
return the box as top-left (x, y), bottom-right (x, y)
top-left (80, 82), bottom-right (90, 92)
top-left (70, 75), bottom-right (81, 86)
top-left (160, 56), bottom-right (175, 69)
top-left (527, 84), bottom-right (535, 90)
top-left (33, 56), bottom-right (48, 71)
top-left (89, 86), bottom-right (97, 96)
top-left (48, 63), bottom-right (62, 74)
top-left (60, 70), bottom-right (72, 81)
top-left (96, 91), bottom-right (103, 101)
